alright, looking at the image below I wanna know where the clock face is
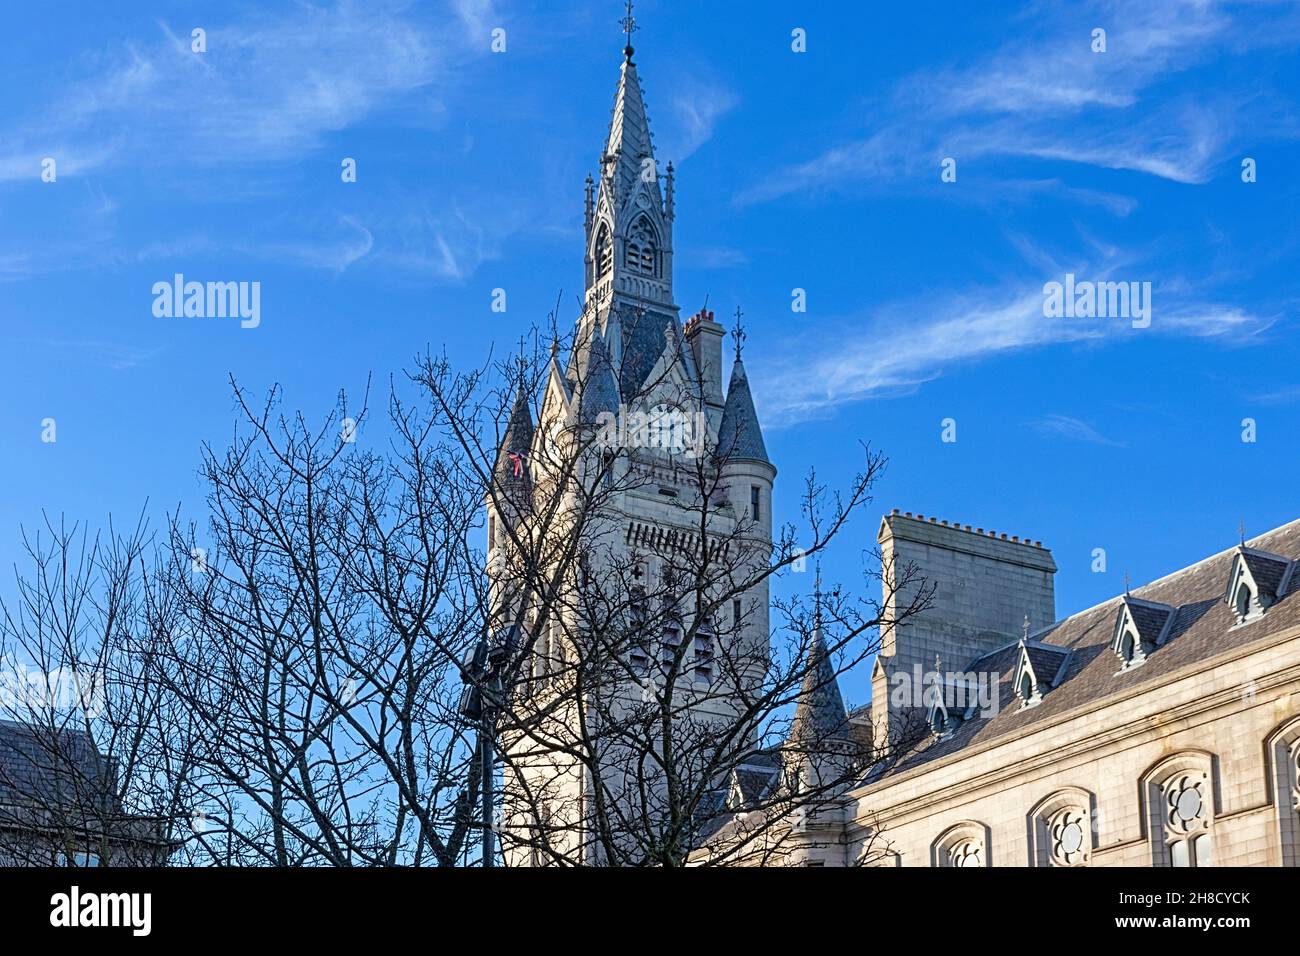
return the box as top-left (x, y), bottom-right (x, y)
top-left (648, 403), bottom-right (683, 452)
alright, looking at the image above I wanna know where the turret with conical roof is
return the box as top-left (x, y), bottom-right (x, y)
top-left (789, 627), bottom-right (852, 747)
top-left (494, 382), bottom-right (536, 489)
top-left (718, 358), bottom-right (770, 466)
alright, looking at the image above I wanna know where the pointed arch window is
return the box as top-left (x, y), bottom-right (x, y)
top-left (1142, 753), bottom-right (1216, 867)
top-left (932, 822), bottom-right (989, 868)
top-left (1029, 789), bottom-right (1095, 867)
top-left (624, 216), bottom-right (660, 277)
top-left (1266, 716), bottom-right (1300, 866)
top-left (595, 222), bottom-right (613, 279)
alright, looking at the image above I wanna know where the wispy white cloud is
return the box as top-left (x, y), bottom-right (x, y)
top-left (452, 0), bottom-right (498, 44)
top-left (737, 0), bottom-right (1291, 203)
top-left (660, 78), bottom-right (738, 162)
top-left (751, 278), bottom-right (1273, 427)
top-left (0, 2), bottom-right (519, 282)
top-left (21, 337), bottom-right (164, 371)
top-left (0, 1), bottom-right (454, 179)
top-left (243, 216), bottom-right (375, 273)
top-left (1249, 385), bottom-right (1300, 405)
top-left (1027, 414), bottom-right (1126, 447)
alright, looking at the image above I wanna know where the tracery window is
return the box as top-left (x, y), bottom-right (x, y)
top-left (932, 822), bottom-right (988, 868)
top-left (1049, 807), bottom-right (1091, 866)
top-left (623, 216), bottom-right (659, 277)
top-left (1143, 754), bottom-right (1216, 867)
top-left (1029, 789), bottom-right (1094, 867)
top-left (1165, 773), bottom-right (1213, 866)
top-left (949, 841), bottom-right (982, 867)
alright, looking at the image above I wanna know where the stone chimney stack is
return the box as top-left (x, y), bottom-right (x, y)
top-left (683, 307), bottom-right (725, 410)
top-left (871, 511), bottom-right (1056, 750)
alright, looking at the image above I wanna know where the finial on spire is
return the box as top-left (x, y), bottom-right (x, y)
top-left (731, 306), bottom-right (746, 361)
top-left (1239, 519), bottom-right (1247, 546)
top-left (620, 0), bottom-right (638, 60)
top-left (1123, 572), bottom-right (1131, 596)
top-left (1022, 614), bottom-right (1030, 642)
top-left (516, 335), bottom-right (529, 382)
top-left (813, 560), bottom-right (823, 629)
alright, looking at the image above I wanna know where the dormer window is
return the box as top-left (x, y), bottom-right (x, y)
top-left (926, 673), bottom-right (981, 737)
top-left (1013, 641), bottom-right (1070, 708)
top-left (1110, 597), bottom-right (1174, 672)
top-left (1224, 546), bottom-right (1291, 625)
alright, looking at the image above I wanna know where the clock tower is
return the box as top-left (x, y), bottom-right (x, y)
top-left (492, 14), bottom-right (776, 865)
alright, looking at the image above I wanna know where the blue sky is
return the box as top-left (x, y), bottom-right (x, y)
top-left (2, 0), bottom-right (1299, 705)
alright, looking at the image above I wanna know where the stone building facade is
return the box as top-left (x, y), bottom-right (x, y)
top-left (795, 514), bottom-right (1300, 867)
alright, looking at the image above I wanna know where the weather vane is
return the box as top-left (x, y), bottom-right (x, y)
top-left (620, 0), bottom-right (638, 59)
top-left (516, 335), bottom-right (529, 380)
top-left (731, 306), bottom-right (746, 361)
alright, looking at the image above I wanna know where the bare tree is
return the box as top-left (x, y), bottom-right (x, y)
top-left (414, 318), bottom-right (935, 867)
top-left (0, 514), bottom-right (182, 866)
top-left (150, 377), bottom-right (487, 866)
top-left (0, 319), bottom-right (931, 868)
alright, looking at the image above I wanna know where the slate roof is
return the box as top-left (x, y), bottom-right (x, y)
top-left (1241, 548), bottom-right (1289, 597)
top-left (603, 57), bottom-right (654, 200)
top-left (789, 629), bottom-right (853, 744)
top-left (574, 331), bottom-right (622, 423)
top-left (1022, 642), bottom-right (1070, 685)
top-left (0, 720), bottom-right (116, 812)
top-left (617, 306), bottom-right (678, 401)
top-left (874, 519), bottom-right (1300, 781)
top-left (1122, 598), bottom-right (1174, 645)
top-left (717, 359), bottom-right (770, 465)
top-left (732, 764), bottom-right (779, 805)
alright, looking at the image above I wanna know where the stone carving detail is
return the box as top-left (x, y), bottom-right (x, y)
top-left (1049, 807), bottom-right (1090, 866)
top-left (1164, 773), bottom-right (1209, 835)
top-left (949, 840), bottom-right (982, 868)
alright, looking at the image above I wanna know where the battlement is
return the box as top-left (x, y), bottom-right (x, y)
top-left (878, 510), bottom-right (1056, 572)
